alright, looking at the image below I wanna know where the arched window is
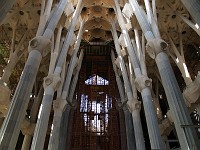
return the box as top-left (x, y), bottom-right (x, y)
top-left (85, 74), bottom-right (109, 85)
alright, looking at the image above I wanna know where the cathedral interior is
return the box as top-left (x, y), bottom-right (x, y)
top-left (0, 0), bottom-right (200, 150)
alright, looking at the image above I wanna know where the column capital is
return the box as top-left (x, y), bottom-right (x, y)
top-left (53, 99), bottom-right (67, 112)
top-left (28, 36), bottom-right (51, 57)
top-left (21, 118), bottom-right (36, 136)
top-left (146, 38), bottom-right (168, 59)
top-left (43, 74), bottom-right (61, 90)
top-left (135, 75), bottom-right (152, 92)
top-left (127, 100), bottom-right (141, 112)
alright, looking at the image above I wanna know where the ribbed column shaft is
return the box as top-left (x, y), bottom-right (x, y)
top-left (129, 0), bottom-right (200, 149)
top-left (114, 72), bottom-right (136, 150)
top-left (43, 0), bottom-right (70, 39)
top-left (128, 0), bottom-right (154, 40)
top-left (111, 51), bottom-right (145, 150)
top-left (54, 0), bottom-right (83, 74)
top-left (0, 50), bottom-right (42, 149)
top-left (118, 109), bottom-right (128, 150)
top-left (30, 2), bottom-right (82, 148)
top-left (131, 109), bottom-right (144, 147)
top-left (180, 0), bottom-right (200, 27)
top-left (110, 39), bottom-right (136, 149)
top-left (31, 87), bottom-right (54, 150)
top-left (48, 51), bottom-right (83, 150)
top-left (59, 105), bottom-right (71, 150)
top-left (141, 87), bottom-right (164, 149)
top-left (47, 100), bottom-right (67, 150)
top-left (65, 108), bottom-right (75, 150)
top-left (113, 1), bottom-right (164, 148)
top-left (123, 107), bottom-right (136, 150)
top-left (47, 20), bottom-right (83, 149)
top-left (59, 53), bottom-right (83, 150)
top-left (0, 0), bottom-right (68, 148)
top-left (61, 20), bottom-right (85, 100)
top-left (156, 52), bottom-right (200, 149)
top-left (21, 87), bottom-right (43, 150)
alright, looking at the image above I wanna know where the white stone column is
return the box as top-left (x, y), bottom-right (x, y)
top-left (21, 86), bottom-right (43, 150)
top-left (61, 18), bottom-right (85, 100)
top-left (113, 2), bottom-right (164, 148)
top-left (48, 99), bottom-right (67, 150)
top-left (180, 0), bottom-right (200, 27)
top-left (50, 18), bottom-right (84, 149)
top-left (155, 51), bottom-right (200, 149)
top-left (59, 104), bottom-right (71, 150)
top-left (111, 50), bottom-right (145, 150)
top-left (31, 74), bottom-right (61, 150)
top-left (0, 49), bottom-right (43, 150)
top-left (129, 0), bottom-right (200, 149)
top-left (59, 50), bottom-right (84, 150)
top-left (65, 107), bottom-right (76, 150)
top-left (112, 57), bottom-right (136, 150)
top-left (0, 0), bottom-right (68, 148)
top-left (54, 0), bottom-right (83, 74)
top-left (128, 101), bottom-right (144, 148)
top-left (118, 104), bottom-right (128, 149)
top-left (31, 2), bottom-right (82, 149)
top-left (123, 105), bottom-right (136, 150)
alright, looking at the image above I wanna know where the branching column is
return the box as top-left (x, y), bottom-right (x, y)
top-left (59, 51), bottom-right (84, 150)
top-left (1, 29), bottom-right (29, 83)
top-left (0, 1), bottom-right (68, 149)
top-left (30, 1), bottom-right (83, 149)
top-left (59, 105), bottom-right (71, 150)
top-left (48, 19), bottom-right (84, 148)
top-left (21, 86), bottom-right (43, 150)
top-left (31, 74), bottom-right (61, 150)
top-left (123, 105), bottom-right (136, 150)
top-left (48, 99), bottom-right (67, 150)
top-left (60, 19), bottom-right (85, 103)
top-left (111, 48), bottom-right (136, 150)
top-left (129, 0), bottom-right (200, 149)
top-left (111, 32), bottom-right (145, 149)
top-left (113, 1), bottom-right (164, 149)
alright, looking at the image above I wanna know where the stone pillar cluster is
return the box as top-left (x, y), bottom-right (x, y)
top-left (0, 0), bottom-right (200, 150)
